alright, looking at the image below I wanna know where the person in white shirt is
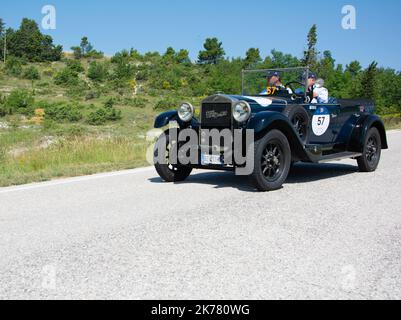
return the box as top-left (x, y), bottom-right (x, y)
top-left (305, 72), bottom-right (329, 103)
top-left (313, 78), bottom-right (329, 104)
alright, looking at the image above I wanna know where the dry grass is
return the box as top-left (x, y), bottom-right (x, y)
top-left (0, 135), bottom-right (149, 187)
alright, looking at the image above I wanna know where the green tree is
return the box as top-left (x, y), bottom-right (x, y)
top-left (71, 46), bottom-right (82, 59)
top-left (80, 36), bottom-right (93, 56)
top-left (346, 61), bottom-right (362, 77)
top-left (244, 48), bottom-right (261, 68)
top-left (269, 49), bottom-right (299, 68)
top-left (175, 49), bottom-right (190, 64)
top-left (302, 24), bottom-right (318, 67)
top-left (359, 61), bottom-right (378, 100)
top-left (198, 37), bottom-right (225, 64)
top-left (6, 18), bottom-right (62, 62)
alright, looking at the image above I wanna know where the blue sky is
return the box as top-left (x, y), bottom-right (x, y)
top-left (2, 0), bottom-right (401, 69)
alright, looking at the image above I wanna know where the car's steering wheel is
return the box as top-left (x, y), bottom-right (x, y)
top-left (284, 81), bottom-right (305, 94)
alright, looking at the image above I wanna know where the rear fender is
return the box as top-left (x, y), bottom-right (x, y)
top-left (348, 114), bottom-right (388, 152)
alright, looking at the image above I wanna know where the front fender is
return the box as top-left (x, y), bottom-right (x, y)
top-left (154, 110), bottom-right (179, 128)
top-left (247, 111), bottom-right (310, 162)
top-left (348, 114), bottom-right (388, 152)
top-left (154, 110), bottom-right (200, 129)
top-left (247, 111), bottom-right (292, 134)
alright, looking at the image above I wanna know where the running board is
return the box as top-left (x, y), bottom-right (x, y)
top-left (317, 152), bottom-right (362, 163)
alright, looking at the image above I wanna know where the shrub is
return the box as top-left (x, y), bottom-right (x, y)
top-left (85, 90), bottom-right (100, 100)
top-left (5, 56), bottom-right (23, 77)
top-left (104, 98), bottom-right (115, 109)
top-left (105, 107), bottom-right (122, 121)
top-left (42, 68), bottom-right (54, 77)
top-left (87, 106), bottom-right (122, 125)
top-left (54, 68), bottom-right (80, 86)
top-left (43, 103), bottom-right (83, 122)
top-left (66, 59), bottom-right (85, 73)
top-left (87, 61), bottom-right (108, 82)
top-left (23, 66), bottom-right (41, 80)
top-left (5, 89), bottom-right (35, 115)
top-left (87, 108), bottom-right (107, 125)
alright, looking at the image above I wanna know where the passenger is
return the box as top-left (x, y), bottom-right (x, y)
top-left (305, 72), bottom-right (329, 103)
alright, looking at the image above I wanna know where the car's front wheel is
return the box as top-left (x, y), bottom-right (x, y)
top-left (154, 131), bottom-right (193, 182)
top-left (249, 129), bottom-right (292, 191)
top-left (357, 127), bottom-right (382, 172)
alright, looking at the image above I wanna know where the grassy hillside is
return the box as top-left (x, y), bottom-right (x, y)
top-left (0, 57), bottom-right (163, 186)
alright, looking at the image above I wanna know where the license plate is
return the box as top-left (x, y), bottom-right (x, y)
top-left (201, 153), bottom-right (223, 165)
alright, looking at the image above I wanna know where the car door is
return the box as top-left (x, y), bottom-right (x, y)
top-left (306, 103), bottom-right (340, 144)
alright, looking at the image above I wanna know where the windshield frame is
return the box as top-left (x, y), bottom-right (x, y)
top-left (241, 67), bottom-right (310, 99)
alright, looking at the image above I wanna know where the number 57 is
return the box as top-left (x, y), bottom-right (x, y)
top-left (317, 117), bottom-right (325, 126)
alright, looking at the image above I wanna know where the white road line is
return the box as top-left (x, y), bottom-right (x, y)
top-left (0, 166), bottom-right (154, 194)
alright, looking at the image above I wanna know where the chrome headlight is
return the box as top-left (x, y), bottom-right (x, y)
top-left (233, 101), bottom-right (251, 123)
top-left (177, 102), bottom-right (194, 122)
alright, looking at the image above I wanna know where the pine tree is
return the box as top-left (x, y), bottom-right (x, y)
top-left (198, 38), bottom-right (225, 65)
top-left (302, 24), bottom-right (319, 68)
top-left (244, 48), bottom-right (261, 68)
top-left (359, 62), bottom-right (378, 100)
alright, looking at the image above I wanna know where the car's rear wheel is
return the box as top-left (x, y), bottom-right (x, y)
top-left (249, 129), bottom-right (291, 191)
top-left (357, 127), bottom-right (382, 172)
top-left (154, 131), bottom-right (193, 182)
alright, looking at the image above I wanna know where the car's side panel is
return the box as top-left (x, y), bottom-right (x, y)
top-left (306, 104), bottom-right (340, 144)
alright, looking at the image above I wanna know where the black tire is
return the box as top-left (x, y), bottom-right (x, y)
top-left (282, 105), bottom-right (310, 143)
top-left (357, 127), bottom-right (382, 172)
top-left (154, 131), bottom-right (193, 182)
top-left (249, 129), bottom-right (292, 191)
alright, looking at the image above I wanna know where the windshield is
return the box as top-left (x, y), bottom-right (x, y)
top-left (241, 67), bottom-right (309, 97)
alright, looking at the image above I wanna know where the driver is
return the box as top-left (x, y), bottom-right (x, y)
top-left (260, 71), bottom-right (293, 94)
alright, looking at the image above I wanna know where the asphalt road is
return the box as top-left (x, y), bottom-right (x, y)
top-left (1, 130), bottom-right (401, 300)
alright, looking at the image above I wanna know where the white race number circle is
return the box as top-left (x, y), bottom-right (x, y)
top-left (312, 107), bottom-right (331, 136)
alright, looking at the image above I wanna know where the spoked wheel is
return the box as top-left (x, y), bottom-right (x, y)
top-left (357, 127), bottom-right (382, 172)
top-left (261, 142), bottom-right (285, 182)
top-left (249, 129), bottom-right (291, 191)
top-left (291, 113), bottom-right (308, 142)
top-left (282, 105), bottom-right (309, 143)
top-left (154, 131), bottom-right (192, 182)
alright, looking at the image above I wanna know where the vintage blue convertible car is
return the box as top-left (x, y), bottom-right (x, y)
top-left (153, 67), bottom-right (388, 191)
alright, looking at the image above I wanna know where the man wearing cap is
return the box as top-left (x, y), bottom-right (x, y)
top-left (306, 72), bottom-right (329, 104)
top-left (260, 71), bottom-right (292, 95)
